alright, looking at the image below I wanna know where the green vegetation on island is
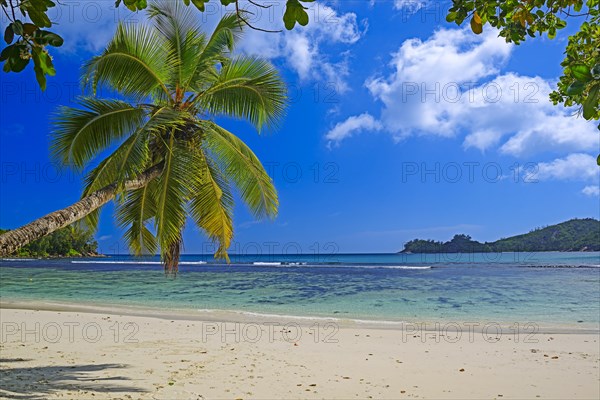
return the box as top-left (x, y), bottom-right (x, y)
top-left (0, 226), bottom-right (98, 258)
top-left (401, 218), bottom-right (600, 253)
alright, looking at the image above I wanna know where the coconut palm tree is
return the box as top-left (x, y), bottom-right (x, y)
top-left (0, 2), bottom-right (286, 274)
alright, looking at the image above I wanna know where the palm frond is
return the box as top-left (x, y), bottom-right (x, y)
top-left (116, 180), bottom-right (159, 256)
top-left (82, 107), bottom-right (189, 195)
top-left (148, 1), bottom-right (198, 41)
top-left (189, 149), bottom-right (234, 261)
top-left (204, 122), bottom-right (278, 219)
top-left (148, 1), bottom-right (207, 89)
top-left (51, 98), bottom-right (145, 168)
top-left (185, 13), bottom-right (242, 89)
top-left (196, 56), bottom-right (287, 131)
top-left (75, 208), bottom-right (101, 235)
top-left (83, 23), bottom-right (171, 101)
top-left (154, 129), bottom-right (194, 262)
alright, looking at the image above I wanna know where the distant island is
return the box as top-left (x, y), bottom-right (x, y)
top-left (0, 226), bottom-right (99, 258)
top-left (400, 218), bottom-right (600, 253)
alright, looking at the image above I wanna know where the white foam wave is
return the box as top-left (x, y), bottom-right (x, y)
top-left (383, 265), bottom-right (431, 270)
top-left (249, 262), bottom-right (429, 269)
top-left (252, 262), bottom-right (282, 266)
top-left (71, 260), bottom-right (207, 265)
top-left (195, 308), bottom-right (406, 325)
top-left (346, 265), bottom-right (432, 270)
top-left (1, 258), bottom-right (36, 261)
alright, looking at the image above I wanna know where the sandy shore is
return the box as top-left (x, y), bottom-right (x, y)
top-left (1, 305), bottom-right (598, 399)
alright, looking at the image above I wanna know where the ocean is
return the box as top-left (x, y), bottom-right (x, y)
top-left (1, 252), bottom-right (599, 328)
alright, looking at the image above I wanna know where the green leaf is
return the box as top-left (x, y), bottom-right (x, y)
top-left (190, 0), bottom-right (209, 12)
top-left (3, 44), bottom-right (30, 73)
top-left (571, 64), bottom-right (592, 82)
top-left (31, 48), bottom-right (47, 89)
top-left (11, 21), bottom-right (23, 36)
top-left (582, 85), bottom-right (599, 120)
top-left (446, 12), bottom-right (457, 22)
top-left (4, 25), bottom-right (14, 44)
top-left (9, 54), bottom-right (30, 73)
top-left (116, 183), bottom-right (159, 256)
top-left (34, 30), bottom-right (64, 47)
top-left (51, 98), bottom-right (146, 167)
top-left (82, 23), bottom-right (171, 100)
top-left (204, 123), bottom-right (278, 219)
top-left (23, 23), bottom-right (38, 36)
top-left (189, 151), bottom-right (234, 261)
top-left (566, 81), bottom-right (586, 95)
top-left (283, 5), bottom-right (296, 30)
top-left (198, 55), bottom-right (287, 131)
top-left (26, 8), bottom-right (52, 28)
top-left (0, 44), bottom-right (14, 61)
top-left (297, 7), bottom-right (309, 26)
top-left (284, 0), bottom-right (309, 30)
top-left (122, 0), bottom-right (147, 11)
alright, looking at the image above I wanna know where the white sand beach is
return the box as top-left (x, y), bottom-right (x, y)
top-left (1, 305), bottom-right (598, 399)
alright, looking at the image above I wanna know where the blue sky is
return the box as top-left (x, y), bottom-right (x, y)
top-left (1, 0), bottom-right (599, 255)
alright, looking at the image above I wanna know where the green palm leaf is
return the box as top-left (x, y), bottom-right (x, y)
top-left (148, 1), bottom-right (206, 89)
top-left (185, 13), bottom-right (241, 90)
top-left (196, 56), bottom-right (287, 131)
top-left (204, 122), bottom-right (278, 219)
top-left (189, 150), bottom-right (234, 261)
top-left (51, 98), bottom-right (145, 168)
top-left (83, 23), bottom-right (172, 102)
top-left (116, 180), bottom-right (159, 256)
top-left (154, 130), bottom-right (193, 262)
top-left (82, 106), bottom-right (188, 195)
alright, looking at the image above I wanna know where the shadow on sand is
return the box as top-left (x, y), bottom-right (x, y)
top-left (0, 359), bottom-right (148, 399)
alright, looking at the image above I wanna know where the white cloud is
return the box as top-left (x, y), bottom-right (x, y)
top-left (49, 2), bottom-right (138, 53)
top-left (283, 33), bottom-right (316, 79)
top-left (237, 2), bottom-right (365, 92)
top-left (330, 27), bottom-right (599, 156)
top-left (393, 1), bottom-right (428, 12)
top-left (536, 154), bottom-right (599, 181)
top-left (325, 113), bottom-right (382, 145)
top-left (582, 185), bottom-right (600, 197)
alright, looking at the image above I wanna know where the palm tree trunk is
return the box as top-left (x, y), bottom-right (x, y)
top-left (0, 164), bottom-right (163, 256)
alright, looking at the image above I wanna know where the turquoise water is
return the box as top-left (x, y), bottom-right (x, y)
top-left (1, 252), bottom-right (599, 327)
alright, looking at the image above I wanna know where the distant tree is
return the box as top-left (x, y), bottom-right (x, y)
top-left (0, 226), bottom-right (98, 257)
top-left (400, 218), bottom-right (600, 253)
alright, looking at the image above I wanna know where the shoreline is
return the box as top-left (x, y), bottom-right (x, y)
top-left (2, 299), bottom-right (598, 334)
